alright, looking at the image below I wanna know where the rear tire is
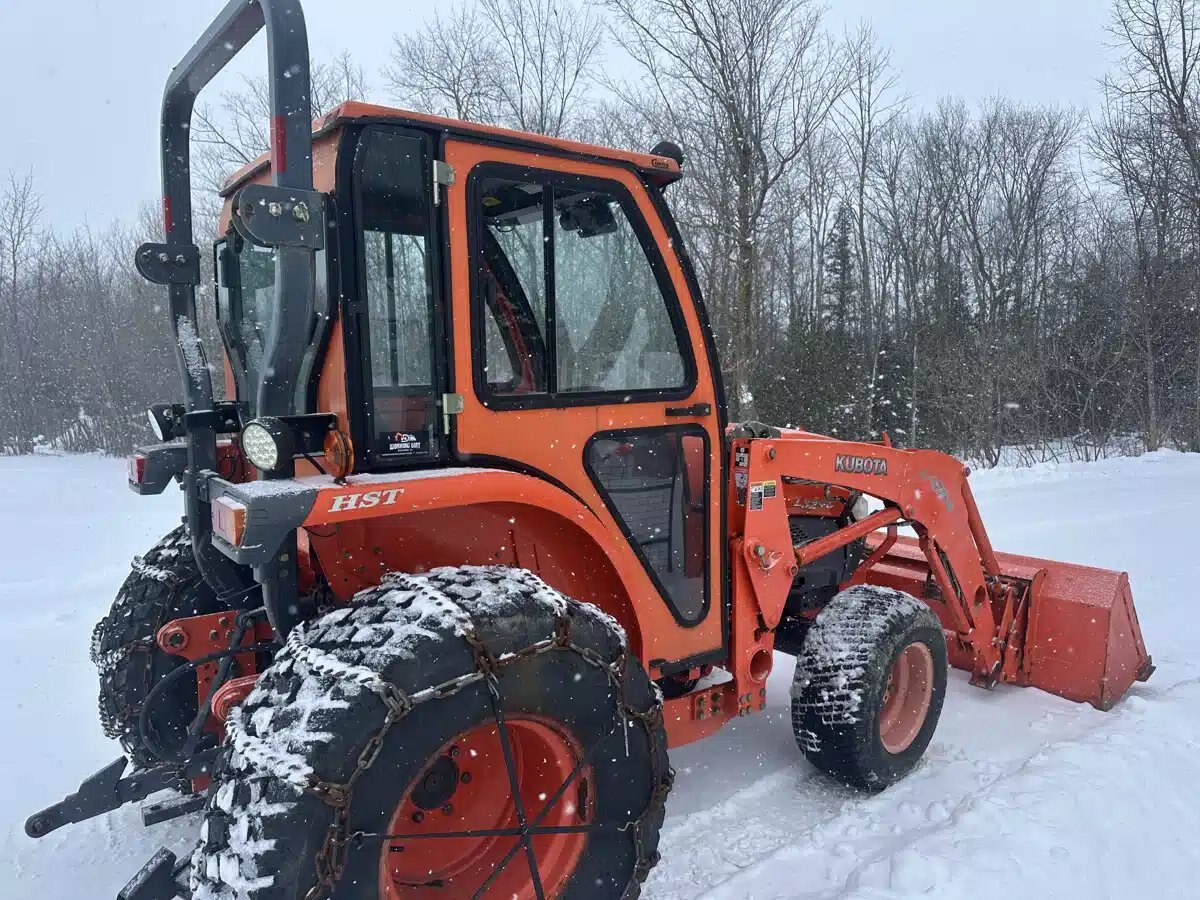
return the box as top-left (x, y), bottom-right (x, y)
top-left (791, 585), bottom-right (947, 792)
top-left (91, 525), bottom-right (225, 768)
top-left (189, 566), bottom-right (671, 900)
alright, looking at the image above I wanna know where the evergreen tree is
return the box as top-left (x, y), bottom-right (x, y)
top-left (823, 203), bottom-right (858, 333)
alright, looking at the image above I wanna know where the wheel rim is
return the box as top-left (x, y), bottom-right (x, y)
top-left (380, 716), bottom-right (591, 899)
top-left (879, 642), bottom-right (934, 754)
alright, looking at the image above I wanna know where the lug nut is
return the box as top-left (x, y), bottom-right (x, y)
top-left (411, 811), bottom-right (424, 823)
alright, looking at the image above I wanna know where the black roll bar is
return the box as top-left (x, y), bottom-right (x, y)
top-left (136, 0), bottom-right (320, 601)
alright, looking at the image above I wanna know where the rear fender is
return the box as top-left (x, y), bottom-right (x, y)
top-left (207, 467), bottom-right (645, 656)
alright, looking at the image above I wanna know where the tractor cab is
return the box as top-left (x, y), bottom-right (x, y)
top-left (180, 103), bottom-right (731, 668)
top-left (211, 106), bottom-right (703, 476)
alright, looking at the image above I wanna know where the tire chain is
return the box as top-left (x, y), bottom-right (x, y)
top-left (91, 548), bottom-right (192, 749)
top-left (280, 570), bottom-right (674, 900)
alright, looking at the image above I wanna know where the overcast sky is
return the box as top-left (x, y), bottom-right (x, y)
top-left (0, 0), bottom-right (1115, 231)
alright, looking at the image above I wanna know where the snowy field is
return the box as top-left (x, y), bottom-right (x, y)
top-left (2, 451), bottom-right (1198, 899)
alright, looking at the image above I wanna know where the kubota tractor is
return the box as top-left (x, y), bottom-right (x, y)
top-left (25, 2), bottom-right (1154, 898)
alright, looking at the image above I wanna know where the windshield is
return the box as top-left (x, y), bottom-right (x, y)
top-left (215, 238), bottom-right (276, 413)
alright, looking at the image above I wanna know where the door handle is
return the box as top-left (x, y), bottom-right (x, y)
top-left (665, 402), bottom-right (712, 418)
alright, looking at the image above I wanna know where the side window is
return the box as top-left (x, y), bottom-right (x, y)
top-left (554, 191), bottom-right (684, 392)
top-left (586, 427), bottom-right (709, 624)
top-left (363, 231), bottom-right (431, 390)
top-left (475, 173), bottom-right (690, 402)
top-left (354, 128), bottom-right (440, 461)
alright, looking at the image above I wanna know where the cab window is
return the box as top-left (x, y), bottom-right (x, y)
top-left (474, 172), bottom-right (691, 403)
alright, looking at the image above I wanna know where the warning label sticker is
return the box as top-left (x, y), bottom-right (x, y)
top-left (735, 471), bottom-right (749, 505)
top-left (749, 482), bottom-right (764, 511)
top-left (747, 480), bottom-right (777, 512)
top-left (734, 447), bottom-right (750, 468)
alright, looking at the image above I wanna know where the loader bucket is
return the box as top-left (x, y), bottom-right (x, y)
top-left (861, 537), bottom-right (1153, 710)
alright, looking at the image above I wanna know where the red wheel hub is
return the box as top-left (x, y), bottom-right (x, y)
top-left (380, 716), bottom-right (591, 898)
top-left (879, 642), bottom-right (934, 754)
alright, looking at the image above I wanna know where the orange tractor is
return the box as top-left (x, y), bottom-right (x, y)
top-left (25, 2), bottom-right (1153, 898)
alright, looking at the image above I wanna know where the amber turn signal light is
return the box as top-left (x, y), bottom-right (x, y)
top-left (211, 495), bottom-right (248, 546)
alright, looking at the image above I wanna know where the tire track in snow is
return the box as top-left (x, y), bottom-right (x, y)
top-left (665, 679), bottom-right (1199, 900)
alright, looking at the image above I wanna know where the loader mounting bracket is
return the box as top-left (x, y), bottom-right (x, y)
top-left (24, 750), bottom-right (216, 839)
top-left (134, 242), bottom-right (201, 286)
top-left (231, 183), bottom-right (326, 249)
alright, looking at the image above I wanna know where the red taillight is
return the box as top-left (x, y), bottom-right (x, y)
top-left (128, 453), bottom-right (147, 484)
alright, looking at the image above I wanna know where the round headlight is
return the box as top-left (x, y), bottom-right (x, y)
top-left (241, 417), bottom-right (293, 473)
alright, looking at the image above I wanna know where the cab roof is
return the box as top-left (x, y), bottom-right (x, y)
top-left (220, 101), bottom-right (683, 197)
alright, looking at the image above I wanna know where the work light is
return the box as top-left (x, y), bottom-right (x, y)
top-left (147, 409), bottom-right (166, 442)
top-left (240, 417), bottom-right (294, 474)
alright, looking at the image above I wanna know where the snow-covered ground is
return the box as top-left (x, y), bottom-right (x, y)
top-left (2, 451), bottom-right (1197, 899)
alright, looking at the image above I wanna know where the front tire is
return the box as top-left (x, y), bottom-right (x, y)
top-left (190, 566), bottom-right (671, 900)
top-left (791, 585), bottom-right (947, 792)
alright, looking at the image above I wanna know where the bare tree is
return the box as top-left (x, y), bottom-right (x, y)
top-left (836, 24), bottom-right (904, 339)
top-left (384, 4), bottom-right (503, 121)
top-left (608, 0), bottom-right (846, 417)
top-left (0, 171), bottom-right (44, 453)
top-left (481, 0), bottom-right (604, 137)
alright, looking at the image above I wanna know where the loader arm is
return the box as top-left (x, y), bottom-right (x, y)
top-left (734, 430), bottom-right (1152, 708)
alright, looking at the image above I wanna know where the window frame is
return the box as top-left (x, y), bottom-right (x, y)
top-left (583, 425), bottom-right (712, 627)
top-left (347, 124), bottom-right (449, 468)
top-left (468, 163), bottom-right (698, 410)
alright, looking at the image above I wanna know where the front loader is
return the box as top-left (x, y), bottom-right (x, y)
top-left (25, 2), bottom-right (1153, 898)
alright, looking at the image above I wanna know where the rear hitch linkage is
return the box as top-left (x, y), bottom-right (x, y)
top-left (24, 750), bottom-right (216, 840)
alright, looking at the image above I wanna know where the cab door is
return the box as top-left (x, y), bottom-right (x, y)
top-left (443, 138), bottom-right (725, 669)
top-left (342, 125), bottom-right (449, 469)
